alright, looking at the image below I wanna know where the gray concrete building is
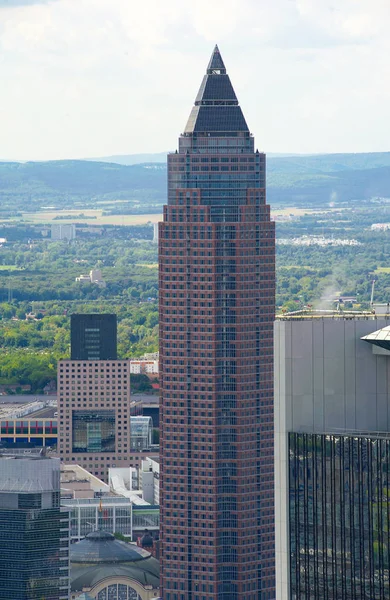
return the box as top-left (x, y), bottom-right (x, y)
top-left (275, 311), bottom-right (390, 600)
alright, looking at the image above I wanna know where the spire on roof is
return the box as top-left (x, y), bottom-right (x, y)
top-left (183, 45), bottom-right (249, 135)
top-left (207, 44), bottom-right (226, 74)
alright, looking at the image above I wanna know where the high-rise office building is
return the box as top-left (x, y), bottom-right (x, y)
top-left (159, 46), bottom-right (275, 599)
top-left (58, 314), bottom-right (131, 482)
top-left (57, 357), bottom-right (132, 481)
top-left (0, 453), bottom-right (69, 600)
top-left (71, 313), bottom-right (117, 361)
top-left (274, 311), bottom-right (390, 600)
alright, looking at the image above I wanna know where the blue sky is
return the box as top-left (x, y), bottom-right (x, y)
top-left (0, 0), bottom-right (389, 160)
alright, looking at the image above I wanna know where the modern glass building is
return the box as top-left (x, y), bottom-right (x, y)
top-left (63, 497), bottom-right (159, 542)
top-left (0, 454), bottom-right (69, 600)
top-left (159, 46), bottom-right (275, 599)
top-left (289, 432), bottom-right (390, 600)
top-left (130, 416), bottom-right (153, 451)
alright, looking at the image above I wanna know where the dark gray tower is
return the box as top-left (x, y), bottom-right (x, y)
top-left (71, 313), bottom-right (117, 360)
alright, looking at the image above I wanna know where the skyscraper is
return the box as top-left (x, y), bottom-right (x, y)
top-left (0, 453), bottom-right (69, 600)
top-left (159, 46), bottom-right (275, 599)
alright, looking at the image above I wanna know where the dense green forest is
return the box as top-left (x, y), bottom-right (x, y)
top-left (2, 152), bottom-right (390, 215)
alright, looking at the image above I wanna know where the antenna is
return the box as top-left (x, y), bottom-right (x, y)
top-left (370, 279), bottom-right (376, 307)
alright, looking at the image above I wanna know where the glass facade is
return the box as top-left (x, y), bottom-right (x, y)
top-left (97, 585), bottom-right (141, 600)
top-left (132, 506), bottom-right (160, 531)
top-left (0, 496), bottom-right (68, 600)
top-left (72, 410), bottom-right (115, 453)
top-left (289, 432), bottom-right (390, 600)
top-left (130, 416), bottom-right (152, 450)
top-left (65, 498), bottom-right (133, 540)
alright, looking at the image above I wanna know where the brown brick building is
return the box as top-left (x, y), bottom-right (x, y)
top-left (159, 46), bottom-right (276, 599)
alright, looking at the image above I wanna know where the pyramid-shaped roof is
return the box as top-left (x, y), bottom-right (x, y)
top-left (184, 45), bottom-right (249, 135)
top-left (207, 44), bottom-right (226, 73)
top-left (361, 325), bottom-right (390, 351)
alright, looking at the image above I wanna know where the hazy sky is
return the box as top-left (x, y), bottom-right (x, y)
top-left (1, 0), bottom-right (390, 160)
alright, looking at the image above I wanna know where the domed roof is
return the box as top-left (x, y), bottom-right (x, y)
top-left (70, 531), bottom-right (160, 593)
top-left (70, 530), bottom-right (151, 564)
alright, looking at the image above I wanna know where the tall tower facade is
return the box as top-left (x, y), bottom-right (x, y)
top-left (159, 47), bottom-right (275, 599)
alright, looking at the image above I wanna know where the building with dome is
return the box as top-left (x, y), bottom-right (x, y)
top-left (70, 530), bottom-right (159, 600)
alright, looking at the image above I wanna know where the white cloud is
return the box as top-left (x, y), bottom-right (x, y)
top-left (0, 0), bottom-right (389, 159)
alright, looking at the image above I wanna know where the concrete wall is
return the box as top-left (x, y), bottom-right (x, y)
top-left (274, 317), bottom-right (390, 600)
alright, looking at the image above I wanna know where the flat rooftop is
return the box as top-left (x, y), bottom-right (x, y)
top-left (27, 406), bottom-right (57, 419)
top-left (276, 308), bottom-right (390, 321)
top-left (0, 394), bottom-right (55, 404)
top-left (131, 394), bottom-right (159, 405)
top-left (0, 403), bottom-right (57, 420)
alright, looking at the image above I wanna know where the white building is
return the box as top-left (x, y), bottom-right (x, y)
top-left (75, 269), bottom-right (106, 287)
top-left (109, 455), bottom-right (159, 507)
top-left (153, 223), bottom-right (158, 244)
top-left (51, 224), bottom-right (76, 241)
top-left (61, 463), bottom-right (160, 541)
top-left (130, 360), bottom-right (159, 375)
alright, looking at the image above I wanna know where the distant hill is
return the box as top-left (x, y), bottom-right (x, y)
top-left (85, 151), bottom-right (302, 165)
top-left (1, 152), bottom-right (390, 212)
top-left (84, 152), bottom-right (171, 165)
top-left (0, 161), bottom-right (166, 212)
top-left (268, 152), bottom-right (390, 174)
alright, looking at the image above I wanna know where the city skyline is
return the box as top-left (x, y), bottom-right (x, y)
top-left (1, 0), bottom-right (390, 159)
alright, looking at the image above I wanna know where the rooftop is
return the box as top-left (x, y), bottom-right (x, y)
top-left (183, 45), bottom-right (249, 135)
top-left (361, 324), bottom-right (390, 351)
top-left (276, 308), bottom-right (390, 321)
top-left (0, 394), bottom-right (53, 404)
top-left (61, 464), bottom-right (109, 498)
top-left (70, 530), bottom-right (160, 593)
top-left (71, 530), bottom-right (151, 564)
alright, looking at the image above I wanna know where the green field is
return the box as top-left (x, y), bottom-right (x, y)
top-left (137, 263), bottom-right (158, 269)
top-left (375, 267), bottom-right (390, 274)
top-left (0, 265), bottom-right (24, 271)
top-left (0, 205), bottom-right (345, 227)
top-left (18, 209), bottom-right (162, 226)
top-left (279, 265), bottom-right (319, 271)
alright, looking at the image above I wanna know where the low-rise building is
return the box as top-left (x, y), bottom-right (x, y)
top-left (61, 464), bottom-right (109, 499)
top-left (75, 269), bottom-right (106, 287)
top-left (61, 461), bottom-right (159, 542)
top-left (130, 360), bottom-right (159, 376)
